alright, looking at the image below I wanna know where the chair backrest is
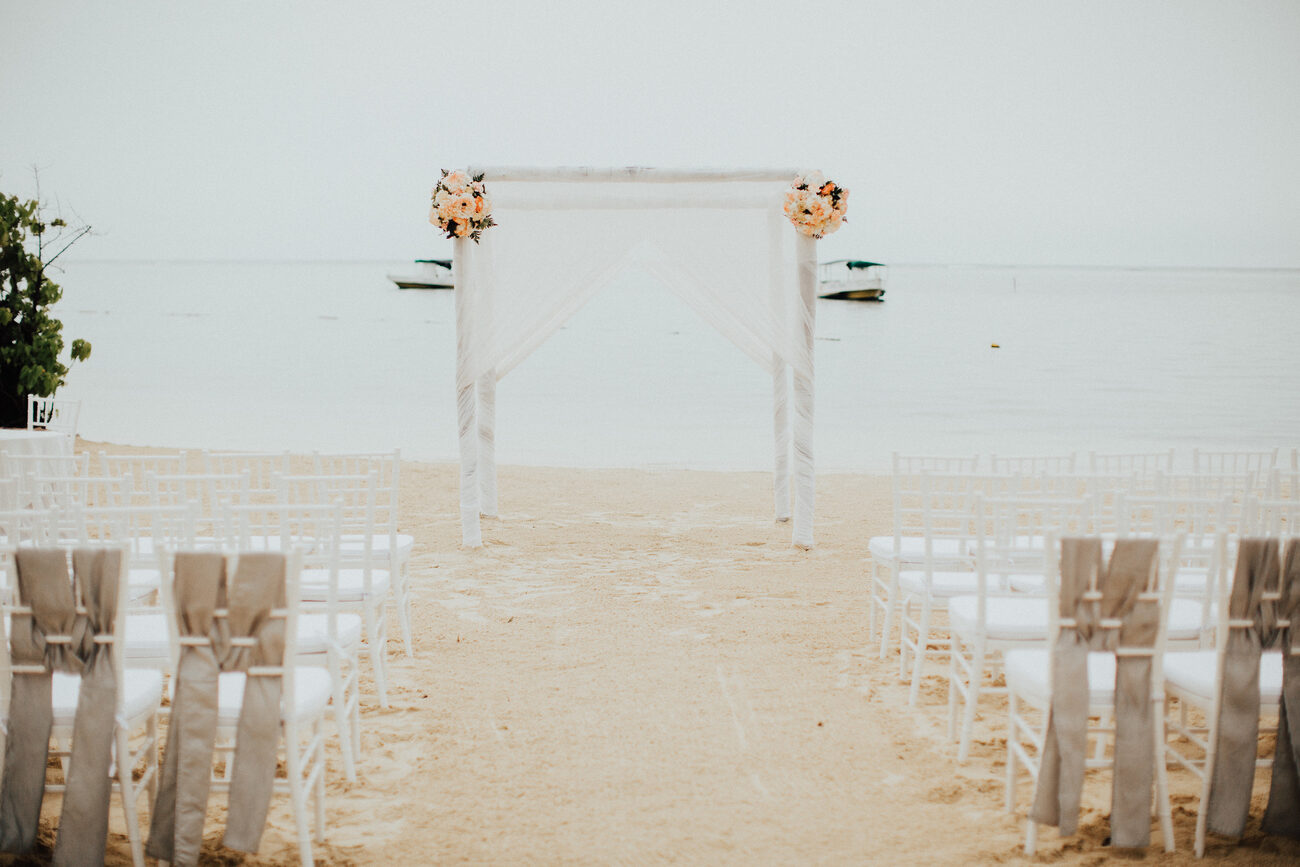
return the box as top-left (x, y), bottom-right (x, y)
top-left (33, 475), bottom-right (131, 540)
top-left (34, 474), bottom-right (130, 509)
top-left (75, 503), bottom-right (199, 560)
top-left (277, 472), bottom-right (382, 564)
top-left (988, 453), bottom-right (1078, 475)
top-left (1270, 468), bottom-right (1299, 502)
top-left (201, 451), bottom-right (293, 503)
top-left (891, 452), bottom-right (980, 475)
top-left (311, 451), bottom-right (400, 530)
top-left (0, 509), bottom-right (51, 548)
top-left (2, 452), bottom-right (90, 511)
top-left (99, 452), bottom-right (187, 502)
top-left (0, 544), bottom-right (131, 717)
top-left (26, 396), bottom-right (81, 438)
top-left (1088, 449), bottom-right (1176, 474)
top-left (1193, 447), bottom-right (1279, 478)
top-left (1041, 534), bottom-right (1181, 687)
top-left (156, 546), bottom-right (303, 720)
top-left (148, 472), bottom-right (250, 542)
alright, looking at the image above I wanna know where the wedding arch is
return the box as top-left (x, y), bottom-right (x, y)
top-left (450, 167), bottom-right (821, 548)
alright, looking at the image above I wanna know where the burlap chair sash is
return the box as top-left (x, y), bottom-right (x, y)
top-left (1205, 539), bottom-right (1283, 838)
top-left (1263, 539), bottom-right (1300, 837)
top-left (147, 551), bottom-right (287, 865)
top-left (0, 548), bottom-right (122, 861)
top-left (1031, 538), bottom-right (1160, 845)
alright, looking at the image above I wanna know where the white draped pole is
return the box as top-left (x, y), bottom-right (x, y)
top-left (792, 234), bottom-right (817, 549)
top-left (454, 236), bottom-right (483, 547)
top-left (772, 360), bottom-right (791, 523)
top-left (477, 370), bottom-right (498, 517)
top-left (769, 206), bottom-right (791, 523)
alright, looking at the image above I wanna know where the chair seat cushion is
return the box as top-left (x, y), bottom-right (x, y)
top-left (868, 535), bottom-right (971, 565)
top-left (1004, 649), bottom-right (1118, 708)
top-left (123, 612), bottom-right (172, 662)
top-left (1008, 569), bottom-right (1215, 595)
top-left (217, 668), bottom-right (332, 725)
top-left (125, 611), bottom-right (365, 660)
top-left (295, 613), bottom-right (363, 655)
top-left (898, 569), bottom-right (981, 599)
top-left (51, 669), bottom-right (164, 726)
top-left (949, 596), bottom-right (1207, 642)
top-left (1163, 650), bottom-right (1282, 704)
top-left (949, 596), bottom-right (1052, 641)
top-left (299, 568), bottom-right (390, 602)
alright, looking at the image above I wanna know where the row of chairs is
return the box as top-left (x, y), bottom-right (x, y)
top-left (0, 448), bottom-right (414, 660)
top-left (0, 543), bottom-right (328, 866)
top-left (864, 451), bottom-right (1300, 855)
top-left (999, 532), bottom-right (1295, 857)
top-left (871, 455), bottom-right (1298, 692)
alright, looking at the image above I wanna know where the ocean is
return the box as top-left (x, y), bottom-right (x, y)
top-left (50, 261), bottom-right (1300, 473)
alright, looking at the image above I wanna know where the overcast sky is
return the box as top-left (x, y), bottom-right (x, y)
top-left (3, 0), bottom-right (1298, 267)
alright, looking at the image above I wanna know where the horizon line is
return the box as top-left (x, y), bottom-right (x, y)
top-left (56, 257), bottom-right (1300, 273)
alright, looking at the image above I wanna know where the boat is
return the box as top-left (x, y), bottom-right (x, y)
top-left (818, 260), bottom-right (886, 301)
top-left (388, 259), bottom-right (454, 290)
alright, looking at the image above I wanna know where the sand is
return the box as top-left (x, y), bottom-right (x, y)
top-left (21, 447), bottom-right (1300, 864)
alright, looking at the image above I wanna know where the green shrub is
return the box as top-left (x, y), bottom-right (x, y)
top-left (0, 190), bottom-right (92, 428)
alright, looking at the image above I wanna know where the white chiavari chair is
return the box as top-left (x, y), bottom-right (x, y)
top-left (311, 449), bottom-right (413, 657)
top-left (223, 502), bottom-right (362, 783)
top-left (868, 453), bottom-right (980, 660)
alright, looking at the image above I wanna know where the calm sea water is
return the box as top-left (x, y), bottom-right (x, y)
top-left (50, 261), bottom-right (1300, 473)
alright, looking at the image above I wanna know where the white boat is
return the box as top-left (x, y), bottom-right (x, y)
top-left (818, 260), bottom-right (886, 301)
top-left (388, 259), bottom-right (454, 290)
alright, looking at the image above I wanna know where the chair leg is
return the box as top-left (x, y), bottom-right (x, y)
top-left (116, 727), bottom-right (146, 867)
top-left (329, 653), bottom-right (357, 782)
top-left (1153, 698), bottom-right (1174, 853)
top-left (878, 562), bottom-right (900, 659)
top-left (285, 727), bottom-right (315, 867)
top-left (868, 561), bottom-right (879, 642)
top-left (366, 604), bottom-right (390, 708)
top-left (957, 644), bottom-right (984, 763)
top-left (1093, 710), bottom-right (1112, 761)
top-left (1025, 817), bottom-right (1038, 856)
top-left (313, 719), bottom-right (327, 843)
top-left (396, 556), bottom-right (414, 658)
top-left (947, 636), bottom-right (964, 742)
top-left (907, 598), bottom-right (933, 706)
top-left (146, 715), bottom-right (160, 805)
top-left (1005, 692), bottom-right (1018, 813)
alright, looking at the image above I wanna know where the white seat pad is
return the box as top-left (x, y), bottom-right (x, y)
top-left (868, 535), bottom-right (971, 564)
top-left (124, 612), bottom-right (172, 661)
top-left (950, 595), bottom-right (1206, 642)
top-left (1009, 568), bottom-right (1215, 597)
top-left (300, 567), bottom-right (390, 602)
top-left (51, 669), bottom-right (164, 726)
top-left (1163, 650), bottom-right (1283, 704)
top-left (898, 569), bottom-right (982, 599)
top-left (1004, 649), bottom-right (1119, 708)
top-left (296, 613), bottom-right (363, 654)
top-left (217, 668), bottom-right (332, 725)
top-left (949, 596), bottom-right (1051, 640)
top-left (125, 611), bottom-right (365, 659)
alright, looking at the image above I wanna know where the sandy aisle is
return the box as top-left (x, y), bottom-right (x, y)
top-left (34, 448), bottom-right (1300, 863)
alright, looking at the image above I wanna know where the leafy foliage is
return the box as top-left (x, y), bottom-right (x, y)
top-left (0, 189), bottom-right (92, 428)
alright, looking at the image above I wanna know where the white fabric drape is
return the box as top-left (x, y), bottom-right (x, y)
top-left (453, 167), bottom-right (818, 548)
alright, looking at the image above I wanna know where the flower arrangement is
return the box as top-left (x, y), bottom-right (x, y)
top-left (783, 171), bottom-right (848, 239)
top-left (429, 169), bottom-right (496, 242)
